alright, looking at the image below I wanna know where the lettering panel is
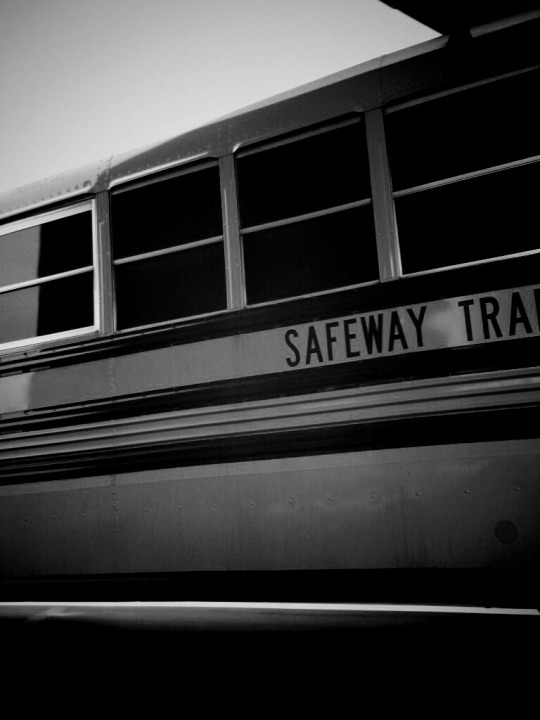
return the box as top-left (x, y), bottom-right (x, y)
top-left (1, 285), bottom-right (539, 415)
top-left (282, 285), bottom-right (540, 369)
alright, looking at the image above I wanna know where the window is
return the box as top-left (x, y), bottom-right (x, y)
top-left (0, 203), bottom-right (97, 351)
top-left (385, 69), bottom-right (540, 274)
top-left (111, 164), bottom-right (226, 330)
top-left (236, 120), bottom-right (377, 304)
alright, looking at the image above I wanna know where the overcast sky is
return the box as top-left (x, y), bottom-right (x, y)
top-left (0, 0), bottom-right (437, 194)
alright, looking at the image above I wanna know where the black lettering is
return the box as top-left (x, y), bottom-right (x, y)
top-left (325, 321), bottom-right (340, 361)
top-left (479, 297), bottom-right (503, 340)
top-left (285, 329), bottom-right (301, 367)
top-left (407, 306), bottom-right (427, 348)
top-left (534, 288), bottom-right (540, 329)
top-left (388, 311), bottom-right (408, 352)
top-left (343, 318), bottom-right (360, 358)
top-left (360, 313), bottom-right (383, 355)
top-left (458, 299), bottom-right (475, 342)
top-left (509, 291), bottom-right (533, 336)
top-left (305, 325), bottom-right (324, 365)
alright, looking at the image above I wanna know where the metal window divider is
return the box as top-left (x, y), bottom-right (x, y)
top-left (365, 108), bottom-right (402, 282)
top-left (95, 191), bottom-right (115, 335)
top-left (219, 154), bottom-right (245, 310)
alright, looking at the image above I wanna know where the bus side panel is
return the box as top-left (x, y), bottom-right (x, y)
top-left (3, 439), bottom-right (538, 579)
top-left (0, 477), bottom-right (115, 577)
top-left (113, 440), bottom-right (540, 574)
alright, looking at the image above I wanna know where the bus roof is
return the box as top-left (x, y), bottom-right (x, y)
top-left (0, 33), bottom-right (444, 221)
top-left (0, 8), bottom-right (537, 221)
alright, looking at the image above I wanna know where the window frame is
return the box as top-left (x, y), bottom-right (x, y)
top-left (110, 161), bottom-right (229, 333)
top-left (0, 199), bottom-right (100, 353)
top-left (384, 66), bottom-right (540, 278)
top-left (236, 116), bottom-right (380, 308)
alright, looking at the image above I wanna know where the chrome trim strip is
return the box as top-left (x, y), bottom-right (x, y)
top-left (402, 248), bottom-right (540, 278)
top-left (241, 199), bottom-right (372, 235)
top-left (109, 153), bottom-right (211, 190)
top-left (0, 201), bottom-right (92, 237)
top-left (1, 367), bottom-right (539, 461)
top-left (245, 278), bottom-right (380, 308)
top-left (0, 188), bottom-right (97, 223)
top-left (113, 235), bottom-right (223, 265)
top-left (385, 65), bottom-right (540, 114)
top-left (0, 326), bottom-right (99, 354)
top-left (113, 306), bottom-right (229, 334)
top-left (0, 266), bottom-right (94, 295)
top-left (392, 154), bottom-right (540, 198)
top-left (236, 117), bottom-right (362, 158)
top-left (0, 601), bottom-right (537, 616)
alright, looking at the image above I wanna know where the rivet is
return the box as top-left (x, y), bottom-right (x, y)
top-left (464, 489), bottom-right (470, 494)
top-left (515, 487), bottom-right (521, 492)
top-left (416, 492), bottom-right (422, 496)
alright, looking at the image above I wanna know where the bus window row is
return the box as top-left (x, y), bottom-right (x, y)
top-left (1, 67), bottom-right (539, 351)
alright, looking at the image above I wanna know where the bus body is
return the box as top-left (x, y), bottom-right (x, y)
top-left (1, 10), bottom-right (539, 605)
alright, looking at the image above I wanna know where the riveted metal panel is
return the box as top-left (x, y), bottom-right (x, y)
top-left (0, 476), bottom-right (116, 577)
top-left (0, 159), bottom-right (111, 221)
top-left (113, 440), bottom-right (540, 574)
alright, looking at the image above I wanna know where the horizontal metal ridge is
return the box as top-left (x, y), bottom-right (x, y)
top-left (1, 368), bottom-right (539, 462)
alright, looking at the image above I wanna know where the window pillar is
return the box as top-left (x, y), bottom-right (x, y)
top-left (95, 191), bottom-right (115, 335)
top-left (219, 154), bottom-right (245, 310)
top-left (365, 108), bottom-right (402, 282)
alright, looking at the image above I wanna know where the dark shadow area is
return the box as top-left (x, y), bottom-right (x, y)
top-left (1, 603), bottom-right (538, 718)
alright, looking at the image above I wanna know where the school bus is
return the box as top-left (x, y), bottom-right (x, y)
top-left (1, 7), bottom-right (539, 612)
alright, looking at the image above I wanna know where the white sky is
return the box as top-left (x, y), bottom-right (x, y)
top-left (0, 0), bottom-right (437, 194)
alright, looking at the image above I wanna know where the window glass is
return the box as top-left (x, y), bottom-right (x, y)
top-left (112, 165), bottom-right (226, 330)
top-left (237, 121), bottom-right (371, 227)
top-left (0, 272), bottom-right (94, 345)
top-left (397, 161), bottom-right (540, 273)
top-left (386, 69), bottom-right (540, 190)
top-left (237, 121), bottom-right (376, 305)
top-left (244, 206), bottom-right (376, 304)
top-left (115, 243), bottom-right (226, 329)
top-left (0, 206), bottom-right (95, 350)
top-left (0, 212), bottom-right (92, 287)
top-left (112, 166), bottom-right (222, 259)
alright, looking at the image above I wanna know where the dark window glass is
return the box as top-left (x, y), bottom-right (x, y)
top-left (0, 272), bottom-right (94, 344)
top-left (0, 212), bottom-right (93, 287)
top-left (115, 243), bottom-right (227, 329)
top-left (386, 69), bottom-right (540, 190)
top-left (243, 206), bottom-right (376, 304)
top-left (397, 162), bottom-right (540, 274)
top-left (237, 121), bottom-right (371, 227)
top-left (112, 166), bottom-right (223, 259)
